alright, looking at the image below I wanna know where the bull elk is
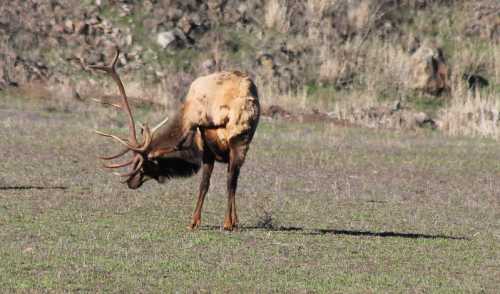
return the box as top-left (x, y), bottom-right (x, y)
top-left (90, 49), bottom-right (260, 231)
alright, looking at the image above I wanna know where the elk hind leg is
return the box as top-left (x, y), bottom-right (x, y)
top-left (189, 150), bottom-right (215, 230)
top-left (223, 145), bottom-right (248, 231)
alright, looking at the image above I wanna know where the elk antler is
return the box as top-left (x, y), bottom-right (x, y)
top-left (90, 49), bottom-right (138, 146)
top-left (90, 48), bottom-right (169, 180)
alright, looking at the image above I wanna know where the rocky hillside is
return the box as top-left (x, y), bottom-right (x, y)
top-left (1, 0), bottom-right (499, 135)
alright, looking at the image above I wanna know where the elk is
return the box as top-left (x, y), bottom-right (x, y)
top-left (90, 49), bottom-right (260, 231)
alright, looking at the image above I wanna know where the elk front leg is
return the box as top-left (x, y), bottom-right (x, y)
top-left (223, 145), bottom-right (247, 231)
top-left (189, 150), bottom-right (215, 230)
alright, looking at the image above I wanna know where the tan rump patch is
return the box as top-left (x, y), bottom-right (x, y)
top-left (182, 71), bottom-right (259, 145)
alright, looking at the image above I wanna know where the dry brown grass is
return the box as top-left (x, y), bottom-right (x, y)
top-left (264, 0), bottom-right (290, 33)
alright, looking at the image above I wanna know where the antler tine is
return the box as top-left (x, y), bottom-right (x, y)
top-left (102, 157), bottom-right (136, 169)
top-left (97, 147), bottom-right (130, 160)
top-left (137, 123), bottom-right (153, 151)
top-left (91, 98), bottom-right (122, 109)
top-left (151, 117), bottom-right (169, 135)
top-left (95, 130), bottom-right (150, 152)
top-left (88, 49), bottom-right (120, 73)
top-left (113, 156), bottom-right (144, 178)
top-left (90, 48), bottom-right (138, 146)
top-left (95, 130), bottom-right (131, 146)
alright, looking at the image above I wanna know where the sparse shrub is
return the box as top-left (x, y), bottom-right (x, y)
top-left (255, 210), bottom-right (276, 230)
top-left (264, 0), bottom-right (289, 33)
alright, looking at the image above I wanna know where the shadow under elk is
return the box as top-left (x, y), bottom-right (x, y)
top-left (89, 49), bottom-right (260, 231)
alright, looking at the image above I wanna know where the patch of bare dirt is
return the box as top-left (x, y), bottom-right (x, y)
top-left (261, 104), bottom-right (354, 127)
top-left (261, 104), bottom-right (436, 130)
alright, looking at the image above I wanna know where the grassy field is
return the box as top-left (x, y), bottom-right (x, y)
top-left (0, 94), bottom-right (499, 292)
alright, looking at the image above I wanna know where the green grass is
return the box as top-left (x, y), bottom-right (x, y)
top-left (306, 82), bottom-right (339, 103)
top-left (405, 92), bottom-right (446, 116)
top-left (0, 94), bottom-right (499, 292)
top-left (158, 48), bottom-right (202, 72)
top-left (224, 28), bottom-right (259, 63)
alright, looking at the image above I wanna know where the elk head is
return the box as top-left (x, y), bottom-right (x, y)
top-left (90, 49), bottom-right (171, 189)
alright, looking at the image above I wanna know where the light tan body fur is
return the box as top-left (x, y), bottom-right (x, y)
top-left (181, 71), bottom-right (260, 154)
top-left (150, 71), bottom-right (260, 164)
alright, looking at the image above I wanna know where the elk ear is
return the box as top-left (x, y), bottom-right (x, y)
top-left (127, 173), bottom-right (144, 189)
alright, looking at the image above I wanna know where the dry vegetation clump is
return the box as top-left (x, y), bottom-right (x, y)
top-left (439, 90), bottom-right (500, 138)
top-left (433, 35), bottom-right (499, 136)
top-left (264, 0), bottom-right (290, 33)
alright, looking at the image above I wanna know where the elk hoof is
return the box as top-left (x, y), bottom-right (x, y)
top-left (222, 223), bottom-right (238, 231)
top-left (187, 224), bottom-right (199, 230)
top-left (188, 219), bottom-right (201, 230)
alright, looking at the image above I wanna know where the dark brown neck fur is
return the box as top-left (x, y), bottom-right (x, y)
top-left (150, 111), bottom-right (186, 151)
top-left (142, 111), bottom-right (202, 184)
